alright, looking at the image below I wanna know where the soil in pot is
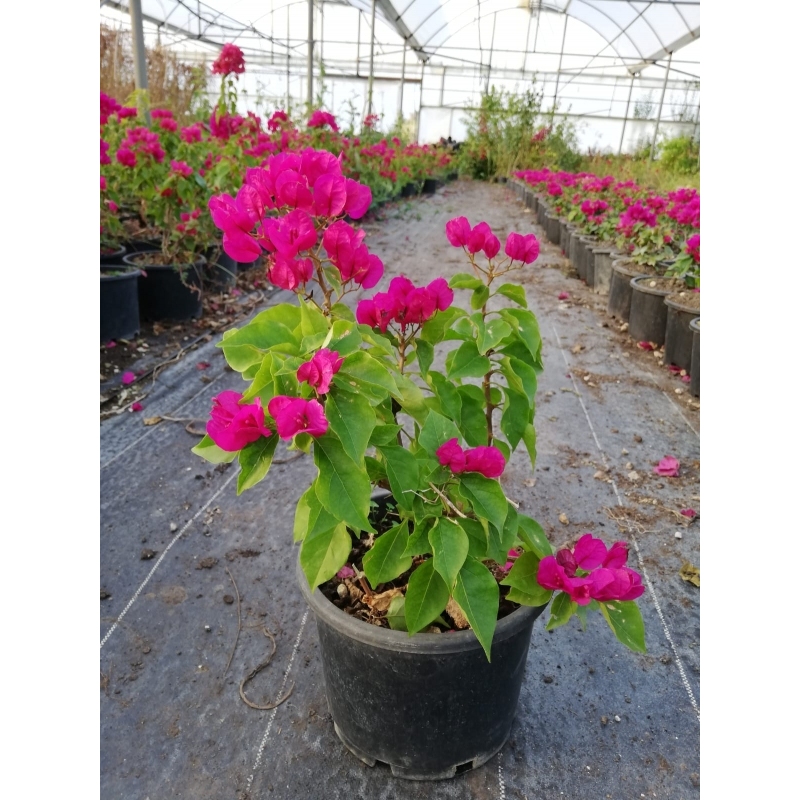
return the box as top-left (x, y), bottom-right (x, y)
top-left (123, 252), bottom-right (204, 322)
top-left (100, 266), bottom-right (141, 342)
top-left (101, 245), bottom-right (127, 266)
top-left (304, 494), bottom-right (547, 780)
top-left (664, 291), bottom-right (700, 371)
top-left (690, 317), bottom-right (700, 397)
top-left (628, 275), bottom-right (686, 346)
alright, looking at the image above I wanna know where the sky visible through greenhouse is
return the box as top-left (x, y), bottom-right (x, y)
top-left (100, 1), bottom-right (700, 152)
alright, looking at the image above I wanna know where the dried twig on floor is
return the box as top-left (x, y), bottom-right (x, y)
top-left (238, 627), bottom-right (295, 711)
top-left (223, 567), bottom-right (242, 679)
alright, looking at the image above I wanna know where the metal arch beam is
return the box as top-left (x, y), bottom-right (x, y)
top-left (374, 0), bottom-right (431, 61)
top-left (629, 27), bottom-right (700, 70)
top-left (581, 0), bottom-right (665, 55)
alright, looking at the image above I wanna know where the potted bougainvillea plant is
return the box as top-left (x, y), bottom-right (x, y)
top-left (192, 147), bottom-right (646, 780)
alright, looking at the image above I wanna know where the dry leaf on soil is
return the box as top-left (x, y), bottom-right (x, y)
top-left (679, 562), bottom-right (700, 587)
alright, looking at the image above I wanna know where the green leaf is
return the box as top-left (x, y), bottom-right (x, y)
top-left (326, 391), bottom-right (376, 465)
top-left (507, 356), bottom-right (539, 400)
top-left (493, 438), bottom-right (511, 462)
top-left (459, 472), bottom-right (508, 532)
top-left (449, 272), bottom-right (484, 290)
top-left (293, 483), bottom-right (340, 543)
top-left (445, 317), bottom-right (476, 341)
top-left (377, 445), bottom-right (420, 513)
top-left (545, 592), bottom-right (577, 631)
top-left (363, 521), bottom-right (413, 588)
top-left (453, 557), bottom-right (499, 661)
top-left (429, 371), bottom-right (462, 423)
top-left (338, 351), bottom-right (398, 397)
top-left (448, 341), bottom-right (492, 381)
top-left (471, 285), bottom-right (490, 310)
top-left (500, 387), bottom-right (530, 450)
top-left (460, 517), bottom-right (488, 559)
top-left (404, 559), bottom-right (450, 635)
top-left (495, 283), bottom-right (528, 308)
top-left (191, 435), bottom-right (237, 464)
top-left (429, 518), bottom-right (470, 589)
top-left (487, 502), bottom-right (518, 563)
top-left (328, 320), bottom-right (362, 355)
top-left (394, 374), bottom-right (429, 424)
top-left (501, 552), bottom-right (551, 606)
top-left (500, 308), bottom-right (542, 365)
top-left (506, 586), bottom-right (553, 607)
top-left (219, 304), bottom-right (301, 371)
top-left (420, 306), bottom-right (467, 344)
top-left (521, 423), bottom-right (537, 471)
top-left (517, 514), bottom-right (552, 558)
top-left (386, 595), bottom-right (408, 631)
top-left (236, 435), bottom-right (279, 494)
top-left (299, 299), bottom-right (330, 338)
top-left (403, 519), bottom-right (433, 557)
top-left (415, 339), bottom-right (434, 377)
top-left (599, 601), bottom-right (647, 653)
top-left (300, 522), bottom-right (352, 589)
top-left (331, 302), bottom-right (356, 322)
top-left (240, 354), bottom-right (274, 402)
top-left (369, 424), bottom-right (402, 446)
top-left (457, 386), bottom-right (488, 446)
top-left (365, 455), bottom-right (387, 483)
top-left (477, 319), bottom-right (512, 355)
top-left (314, 434), bottom-right (374, 532)
top-left (418, 409), bottom-right (462, 458)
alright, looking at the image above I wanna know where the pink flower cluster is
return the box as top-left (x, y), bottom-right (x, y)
top-left (180, 123), bottom-right (203, 143)
top-left (170, 160), bottom-right (193, 178)
top-left (580, 199), bottom-right (609, 217)
top-left (504, 232), bottom-right (540, 263)
top-left (208, 148), bottom-right (374, 268)
top-left (100, 92), bottom-right (121, 125)
top-left (617, 201), bottom-right (658, 237)
top-left (116, 126), bottom-right (166, 168)
top-left (209, 110), bottom-right (246, 140)
top-left (101, 139), bottom-right (111, 165)
top-left (307, 110), bottom-right (339, 132)
top-left (176, 209), bottom-right (201, 234)
top-left (685, 234), bottom-right (700, 263)
top-left (537, 534), bottom-right (644, 605)
top-left (445, 217), bottom-right (500, 258)
top-left (268, 110), bottom-right (289, 132)
top-left (435, 438), bottom-right (506, 479)
top-left (207, 391), bottom-right (272, 451)
top-left (356, 276), bottom-right (453, 332)
top-left (297, 349), bottom-right (343, 394)
top-left (212, 43), bottom-right (246, 76)
top-left (268, 396), bottom-right (328, 439)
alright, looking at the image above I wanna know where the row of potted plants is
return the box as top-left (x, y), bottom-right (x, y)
top-left (100, 44), bottom-right (456, 341)
top-left (511, 169), bottom-right (700, 396)
top-left (189, 145), bottom-right (648, 779)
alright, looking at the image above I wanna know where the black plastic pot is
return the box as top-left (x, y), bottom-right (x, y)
top-left (204, 248), bottom-right (239, 290)
top-left (628, 276), bottom-right (671, 346)
top-left (447, 171), bottom-right (458, 181)
top-left (559, 220), bottom-right (571, 254)
top-left (422, 178), bottom-right (440, 194)
top-left (123, 238), bottom-right (161, 254)
top-left (576, 236), bottom-right (598, 284)
top-left (590, 246), bottom-right (616, 296)
top-left (568, 228), bottom-right (581, 269)
top-left (664, 294), bottom-right (699, 371)
top-left (100, 266), bottom-right (141, 342)
top-left (100, 245), bottom-right (127, 266)
top-left (123, 253), bottom-right (205, 322)
top-left (536, 200), bottom-right (548, 227)
top-left (401, 183), bottom-right (420, 198)
top-left (607, 260), bottom-right (643, 321)
top-left (298, 556), bottom-right (546, 780)
top-left (689, 317), bottom-right (700, 397)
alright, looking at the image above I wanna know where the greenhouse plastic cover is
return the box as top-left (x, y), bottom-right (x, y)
top-left (104, 1), bottom-right (699, 65)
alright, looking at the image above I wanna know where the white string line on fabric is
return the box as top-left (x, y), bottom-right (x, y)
top-left (246, 609), bottom-right (309, 793)
top-left (100, 469), bottom-right (238, 651)
top-left (100, 371), bottom-right (225, 471)
top-left (551, 322), bottom-right (700, 720)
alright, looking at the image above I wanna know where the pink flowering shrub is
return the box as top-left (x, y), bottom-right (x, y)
top-left (195, 172), bottom-right (646, 658)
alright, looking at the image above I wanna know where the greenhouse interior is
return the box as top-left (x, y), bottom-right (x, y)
top-left (100, 1), bottom-right (700, 797)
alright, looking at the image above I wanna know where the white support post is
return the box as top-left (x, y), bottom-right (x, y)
top-left (367, 0), bottom-right (377, 115)
top-left (553, 14), bottom-right (568, 110)
top-left (651, 51), bottom-right (673, 160)
top-left (618, 73), bottom-right (635, 156)
top-left (399, 42), bottom-right (407, 118)
top-left (307, 0), bottom-right (314, 107)
top-left (128, 0), bottom-right (149, 120)
top-left (485, 13), bottom-right (496, 94)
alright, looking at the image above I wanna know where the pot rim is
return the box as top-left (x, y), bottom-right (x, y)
top-left (664, 293), bottom-right (700, 313)
top-left (689, 316), bottom-right (700, 332)
top-left (122, 252), bottom-right (207, 270)
top-left (296, 555), bottom-right (547, 655)
top-left (100, 265), bottom-right (142, 280)
top-left (630, 275), bottom-right (680, 297)
top-left (100, 244), bottom-right (127, 260)
top-left (611, 259), bottom-right (647, 278)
